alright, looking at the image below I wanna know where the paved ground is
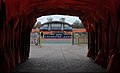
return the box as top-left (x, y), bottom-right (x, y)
top-left (14, 44), bottom-right (106, 73)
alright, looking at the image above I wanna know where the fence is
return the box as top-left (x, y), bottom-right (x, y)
top-left (72, 33), bottom-right (88, 44)
top-left (30, 32), bottom-right (39, 45)
top-left (30, 32), bottom-right (88, 45)
top-left (73, 37), bottom-right (88, 44)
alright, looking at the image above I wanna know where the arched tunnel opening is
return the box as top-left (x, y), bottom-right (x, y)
top-left (23, 14), bottom-right (96, 72)
top-left (0, 0), bottom-right (120, 73)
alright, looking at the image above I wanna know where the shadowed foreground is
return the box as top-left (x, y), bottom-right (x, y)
top-left (14, 44), bottom-right (106, 72)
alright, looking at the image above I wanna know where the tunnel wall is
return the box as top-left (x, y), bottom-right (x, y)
top-left (0, 0), bottom-right (120, 73)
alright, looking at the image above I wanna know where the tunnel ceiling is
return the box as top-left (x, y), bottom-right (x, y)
top-left (5, 0), bottom-right (118, 26)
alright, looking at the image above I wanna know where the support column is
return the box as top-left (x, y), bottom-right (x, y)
top-left (71, 32), bottom-right (74, 45)
top-left (61, 24), bottom-right (64, 30)
top-left (39, 32), bottom-right (42, 48)
top-left (78, 33), bottom-right (80, 46)
top-left (48, 23), bottom-right (51, 30)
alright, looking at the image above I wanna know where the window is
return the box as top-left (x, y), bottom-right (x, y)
top-left (42, 24), bottom-right (48, 28)
top-left (51, 23), bottom-right (61, 28)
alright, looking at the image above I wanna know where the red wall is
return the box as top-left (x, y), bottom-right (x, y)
top-left (0, 0), bottom-right (120, 73)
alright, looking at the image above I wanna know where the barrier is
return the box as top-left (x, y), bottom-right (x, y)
top-left (39, 32), bottom-right (42, 48)
top-left (72, 32), bottom-right (88, 45)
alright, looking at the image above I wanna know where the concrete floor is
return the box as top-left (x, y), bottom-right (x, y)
top-left (14, 44), bottom-right (106, 73)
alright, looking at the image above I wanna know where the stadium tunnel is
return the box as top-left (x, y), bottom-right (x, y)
top-left (0, 0), bottom-right (120, 73)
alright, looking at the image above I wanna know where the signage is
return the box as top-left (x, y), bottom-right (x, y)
top-left (44, 34), bottom-right (71, 38)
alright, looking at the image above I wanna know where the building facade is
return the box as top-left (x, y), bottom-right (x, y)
top-left (40, 21), bottom-right (72, 38)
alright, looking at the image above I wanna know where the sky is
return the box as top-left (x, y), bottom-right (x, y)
top-left (36, 14), bottom-right (81, 24)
